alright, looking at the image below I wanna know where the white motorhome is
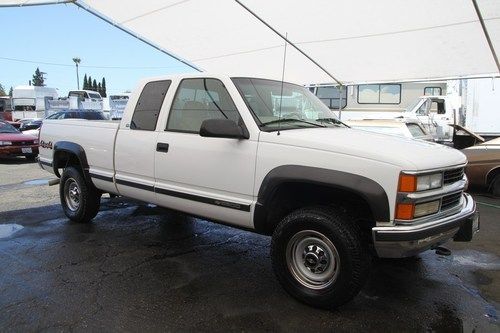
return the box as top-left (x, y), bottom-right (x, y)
top-left (307, 82), bottom-right (447, 120)
top-left (12, 85), bottom-right (58, 119)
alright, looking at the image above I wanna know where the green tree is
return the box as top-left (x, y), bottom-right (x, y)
top-left (98, 82), bottom-right (102, 95)
top-left (92, 79), bottom-right (97, 91)
top-left (32, 67), bottom-right (45, 86)
top-left (101, 77), bottom-right (107, 97)
top-left (8, 87), bottom-right (13, 97)
top-left (83, 74), bottom-right (88, 90)
top-left (87, 75), bottom-right (92, 90)
top-left (0, 83), bottom-right (5, 96)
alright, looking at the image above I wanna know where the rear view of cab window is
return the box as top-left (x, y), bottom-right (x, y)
top-left (131, 80), bottom-right (171, 131)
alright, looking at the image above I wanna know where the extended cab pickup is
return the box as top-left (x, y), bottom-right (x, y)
top-left (38, 74), bottom-right (479, 309)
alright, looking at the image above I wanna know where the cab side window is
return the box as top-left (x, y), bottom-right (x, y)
top-left (131, 80), bottom-right (171, 131)
top-left (166, 78), bottom-right (240, 133)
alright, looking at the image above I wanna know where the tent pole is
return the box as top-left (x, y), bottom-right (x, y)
top-left (234, 0), bottom-right (342, 86)
top-left (0, 1), bottom-right (72, 7)
top-left (338, 85), bottom-right (343, 120)
top-left (472, 0), bottom-right (500, 73)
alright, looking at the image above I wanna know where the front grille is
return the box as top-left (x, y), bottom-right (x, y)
top-left (12, 141), bottom-right (34, 146)
top-left (443, 168), bottom-right (464, 184)
top-left (441, 192), bottom-right (462, 211)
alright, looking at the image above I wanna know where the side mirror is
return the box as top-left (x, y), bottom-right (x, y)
top-left (200, 119), bottom-right (249, 139)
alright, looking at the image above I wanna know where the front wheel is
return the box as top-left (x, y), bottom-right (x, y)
top-left (60, 166), bottom-right (101, 223)
top-left (271, 206), bottom-right (370, 309)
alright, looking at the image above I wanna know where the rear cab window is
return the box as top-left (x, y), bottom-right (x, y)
top-left (131, 80), bottom-right (171, 131)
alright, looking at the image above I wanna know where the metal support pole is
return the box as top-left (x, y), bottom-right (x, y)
top-left (76, 63), bottom-right (80, 90)
top-left (472, 0), bottom-right (500, 74)
top-left (338, 85), bottom-right (343, 120)
top-left (234, 0), bottom-right (342, 86)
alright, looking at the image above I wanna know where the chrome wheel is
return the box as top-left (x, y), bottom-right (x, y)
top-left (286, 230), bottom-right (340, 290)
top-left (64, 178), bottom-right (81, 212)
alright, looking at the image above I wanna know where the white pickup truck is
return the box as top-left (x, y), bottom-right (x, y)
top-left (38, 73), bottom-right (479, 309)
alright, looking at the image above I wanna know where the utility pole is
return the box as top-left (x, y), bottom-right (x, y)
top-left (72, 57), bottom-right (81, 90)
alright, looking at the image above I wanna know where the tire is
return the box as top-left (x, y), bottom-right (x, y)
top-left (271, 206), bottom-right (370, 309)
top-left (491, 175), bottom-right (500, 197)
top-left (60, 166), bottom-right (101, 223)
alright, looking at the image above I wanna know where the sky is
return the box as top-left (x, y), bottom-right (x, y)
top-left (0, 3), bottom-right (196, 96)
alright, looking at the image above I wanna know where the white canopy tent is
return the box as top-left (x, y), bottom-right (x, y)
top-left (2, 0), bottom-right (500, 85)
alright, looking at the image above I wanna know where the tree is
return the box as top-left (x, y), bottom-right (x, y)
top-left (0, 84), bottom-right (5, 96)
top-left (87, 75), bottom-right (92, 90)
top-left (101, 77), bottom-right (107, 97)
top-left (8, 87), bottom-right (13, 97)
top-left (98, 82), bottom-right (102, 95)
top-left (32, 67), bottom-right (45, 86)
top-left (83, 74), bottom-right (88, 90)
top-left (92, 79), bottom-right (97, 92)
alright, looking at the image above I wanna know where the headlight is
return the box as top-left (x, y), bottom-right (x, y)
top-left (399, 172), bottom-right (443, 192)
top-left (416, 173), bottom-right (443, 191)
top-left (0, 141), bottom-right (12, 146)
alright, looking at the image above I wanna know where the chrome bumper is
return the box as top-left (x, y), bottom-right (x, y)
top-left (372, 193), bottom-right (477, 258)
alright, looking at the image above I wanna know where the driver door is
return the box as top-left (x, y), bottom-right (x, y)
top-left (154, 78), bottom-right (258, 228)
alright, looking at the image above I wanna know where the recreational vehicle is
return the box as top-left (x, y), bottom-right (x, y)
top-left (11, 86), bottom-right (58, 119)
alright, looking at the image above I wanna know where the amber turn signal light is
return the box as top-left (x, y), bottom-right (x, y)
top-left (396, 203), bottom-right (414, 220)
top-left (398, 174), bottom-right (417, 192)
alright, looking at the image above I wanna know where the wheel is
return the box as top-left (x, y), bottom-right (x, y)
top-left (491, 175), bottom-right (500, 197)
top-left (271, 206), bottom-right (370, 309)
top-left (25, 154), bottom-right (37, 162)
top-left (60, 166), bottom-right (101, 223)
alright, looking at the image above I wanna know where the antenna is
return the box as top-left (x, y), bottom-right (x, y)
top-left (278, 32), bottom-right (288, 136)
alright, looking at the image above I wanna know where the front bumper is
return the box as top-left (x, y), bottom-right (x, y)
top-left (0, 145), bottom-right (39, 157)
top-left (372, 193), bottom-right (477, 258)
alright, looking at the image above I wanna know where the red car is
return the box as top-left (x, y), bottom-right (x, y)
top-left (0, 120), bottom-right (39, 161)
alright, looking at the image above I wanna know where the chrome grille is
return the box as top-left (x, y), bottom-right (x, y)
top-left (441, 192), bottom-right (462, 211)
top-left (443, 168), bottom-right (464, 184)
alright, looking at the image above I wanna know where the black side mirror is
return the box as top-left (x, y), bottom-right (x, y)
top-left (200, 119), bottom-right (249, 139)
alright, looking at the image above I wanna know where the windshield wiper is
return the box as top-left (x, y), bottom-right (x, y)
top-left (261, 118), bottom-right (325, 128)
top-left (315, 118), bottom-right (349, 127)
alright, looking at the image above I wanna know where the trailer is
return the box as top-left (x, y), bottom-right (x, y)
top-left (11, 86), bottom-right (58, 120)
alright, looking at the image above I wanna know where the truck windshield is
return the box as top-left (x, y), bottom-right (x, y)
top-left (232, 78), bottom-right (346, 131)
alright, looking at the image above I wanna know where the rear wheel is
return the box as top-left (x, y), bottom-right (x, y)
top-left (60, 167), bottom-right (101, 223)
top-left (271, 206), bottom-right (370, 309)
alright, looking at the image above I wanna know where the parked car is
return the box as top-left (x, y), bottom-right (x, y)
top-left (346, 119), bottom-right (434, 141)
top-left (39, 74), bottom-right (478, 309)
top-left (0, 120), bottom-right (39, 161)
top-left (45, 111), bottom-right (108, 120)
top-left (19, 118), bottom-right (43, 131)
top-left (462, 137), bottom-right (500, 195)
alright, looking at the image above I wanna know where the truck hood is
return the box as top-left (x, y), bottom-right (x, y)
top-left (260, 127), bottom-right (466, 171)
top-left (0, 132), bottom-right (37, 141)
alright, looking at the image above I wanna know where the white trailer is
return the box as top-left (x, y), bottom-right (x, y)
top-left (11, 86), bottom-right (58, 119)
top-left (462, 78), bottom-right (500, 137)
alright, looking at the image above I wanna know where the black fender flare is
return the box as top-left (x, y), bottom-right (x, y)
top-left (53, 141), bottom-right (90, 181)
top-left (254, 165), bottom-right (390, 234)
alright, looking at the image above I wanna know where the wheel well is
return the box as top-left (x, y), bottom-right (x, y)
top-left (258, 182), bottom-right (376, 237)
top-left (486, 167), bottom-right (500, 187)
top-left (53, 150), bottom-right (83, 177)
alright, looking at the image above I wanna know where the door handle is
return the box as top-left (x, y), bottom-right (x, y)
top-left (156, 142), bottom-right (169, 153)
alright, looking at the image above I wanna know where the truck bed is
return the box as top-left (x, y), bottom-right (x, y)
top-left (39, 119), bottom-right (119, 193)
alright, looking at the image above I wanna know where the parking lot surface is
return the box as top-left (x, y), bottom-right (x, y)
top-left (0, 158), bottom-right (499, 332)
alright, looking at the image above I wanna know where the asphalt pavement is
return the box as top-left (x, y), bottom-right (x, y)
top-left (0, 158), bottom-right (499, 332)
